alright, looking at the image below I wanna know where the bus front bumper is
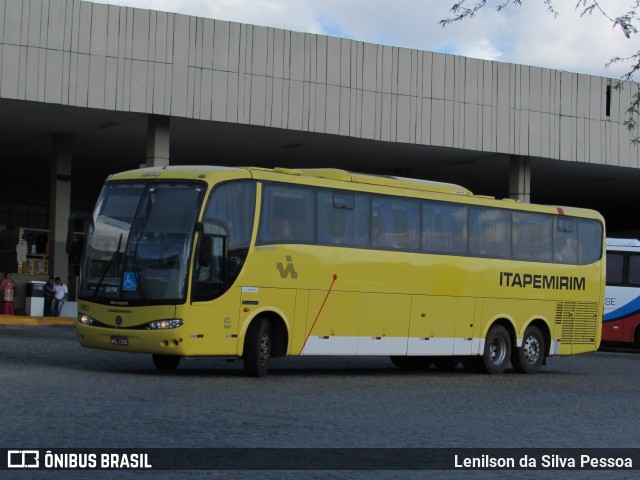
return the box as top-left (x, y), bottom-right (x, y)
top-left (75, 322), bottom-right (191, 356)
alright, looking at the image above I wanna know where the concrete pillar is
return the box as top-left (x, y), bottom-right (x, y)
top-left (509, 155), bottom-right (531, 203)
top-left (49, 133), bottom-right (72, 280)
top-left (145, 115), bottom-right (171, 167)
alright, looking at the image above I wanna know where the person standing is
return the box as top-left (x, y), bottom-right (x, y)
top-left (52, 276), bottom-right (68, 317)
top-left (44, 276), bottom-right (55, 316)
top-left (1, 273), bottom-right (16, 315)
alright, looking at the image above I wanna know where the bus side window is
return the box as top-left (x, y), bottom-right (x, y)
top-left (628, 254), bottom-right (640, 286)
top-left (554, 218), bottom-right (577, 264)
top-left (512, 212), bottom-right (552, 262)
top-left (318, 191), bottom-right (369, 247)
top-left (422, 201), bottom-right (467, 255)
top-left (469, 207), bottom-right (511, 258)
top-left (606, 252), bottom-right (625, 285)
top-left (578, 219), bottom-right (603, 265)
top-left (203, 181), bottom-right (256, 250)
top-left (372, 197), bottom-right (419, 250)
top-left (272, 219), bottom-right (292, 241)
top-left (258, 184), bottom-right (315, 244)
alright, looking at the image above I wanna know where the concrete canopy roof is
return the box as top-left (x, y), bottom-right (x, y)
top-left (2, 0), bottom-right (640, 235)
top-left (1, 96), bottom-right (639, 233)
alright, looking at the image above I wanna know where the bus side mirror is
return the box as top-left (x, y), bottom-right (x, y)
top-left (198, 235), bottom-right (213, 267)
top-left (66, 212), bottom-right (92, 255)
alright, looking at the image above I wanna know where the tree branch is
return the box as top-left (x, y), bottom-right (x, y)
top-left (441, 0), bottom-right (640, 142)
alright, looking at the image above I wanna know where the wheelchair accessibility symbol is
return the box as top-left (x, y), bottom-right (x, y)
top-left (123, 272), bottom-right (137, 291)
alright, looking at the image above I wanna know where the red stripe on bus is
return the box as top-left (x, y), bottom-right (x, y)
top-left (300, 274), bottom-right (338, 353)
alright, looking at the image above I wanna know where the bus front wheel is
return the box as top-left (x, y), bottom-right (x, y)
top-left (243, 318), bottom-right (272, 377)
top-left (152, 354), bottom-right (180, 371)
top-left (511, 325), bottom-right (545, 374)
top-left (478, 325), bottom-right (511, 374)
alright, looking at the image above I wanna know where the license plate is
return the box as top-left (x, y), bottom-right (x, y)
top-left (110, 336), bottom-right (128, 346)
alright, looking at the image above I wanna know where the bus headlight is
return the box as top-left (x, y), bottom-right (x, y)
top-left (146, 319), bottom-right (184, 330)
top-left (78, 314), bottom-right (96, 326)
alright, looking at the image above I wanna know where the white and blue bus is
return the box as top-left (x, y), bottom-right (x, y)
top-left (603, 238), bottom-right (640, 346)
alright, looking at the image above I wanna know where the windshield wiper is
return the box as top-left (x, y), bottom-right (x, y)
top-left (93, 233), bottom-right (122, 298)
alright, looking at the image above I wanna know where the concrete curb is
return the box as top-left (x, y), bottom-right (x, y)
top-left (0, 315), bottom-right (75, 326)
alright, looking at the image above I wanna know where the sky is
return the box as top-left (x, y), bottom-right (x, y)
top-left (85, 0), bottom-right (640, 80)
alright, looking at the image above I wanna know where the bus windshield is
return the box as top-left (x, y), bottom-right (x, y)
top-left (79, 181), bottom-right (205, 304)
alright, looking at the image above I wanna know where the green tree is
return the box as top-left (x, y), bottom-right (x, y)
top-left (441, 1), bottom-right (640, 142)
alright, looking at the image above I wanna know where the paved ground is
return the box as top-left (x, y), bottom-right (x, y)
top-left (0, 314), bottom-right (74, 326)
top-left (1, 324), bottom-right (638, 480)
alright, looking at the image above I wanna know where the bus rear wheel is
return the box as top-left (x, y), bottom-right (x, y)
top-left (478, 325), bottom-right (511, 374)
top-left (152, 354), bottom-right (181, 371)
top-left (511, 325), bottom-right (545, 374)
top-left (243, 318), bottom-right (272, 377)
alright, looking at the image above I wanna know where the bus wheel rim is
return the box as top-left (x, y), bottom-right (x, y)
top-left (260, 333), bottom-right (271, 366)
top-left (523, 336), bottom-right (540, 364)
top-left (489, 337), bottom-right (506, 365)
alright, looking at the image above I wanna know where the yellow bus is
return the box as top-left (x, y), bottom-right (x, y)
top-left (73, 166), bottom-right (605, 376)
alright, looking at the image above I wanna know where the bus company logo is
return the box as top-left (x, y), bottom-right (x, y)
top-left (7, 450), bottom-right (39, 468)
top-left (499, 272), bottom-right (586, 291)
top-left (276, 255), bottom-right (298, 279)
top-left (115, 316), bottom-right (123, 326)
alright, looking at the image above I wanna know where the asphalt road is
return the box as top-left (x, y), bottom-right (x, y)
top-left (1, 324), bottom-right (639, 480)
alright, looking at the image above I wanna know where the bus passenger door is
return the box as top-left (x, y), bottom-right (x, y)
top-left (187, 287), bottom-right (242, 356)
top-left (357, 293), bottom-right (410, 355)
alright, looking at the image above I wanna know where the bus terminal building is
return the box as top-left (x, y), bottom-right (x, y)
top-left (0, 0), bottom-right (639, 311)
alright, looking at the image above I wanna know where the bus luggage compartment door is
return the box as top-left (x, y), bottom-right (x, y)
top-left (407, 296), bottom-right (476, 356)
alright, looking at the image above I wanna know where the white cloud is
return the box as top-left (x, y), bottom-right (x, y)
top-left (86, 0), bottom-right (640, 79)
top-left (455, 38), bottom-right (504, 62)
top-left (479, 1), bottom-right (637, 77)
